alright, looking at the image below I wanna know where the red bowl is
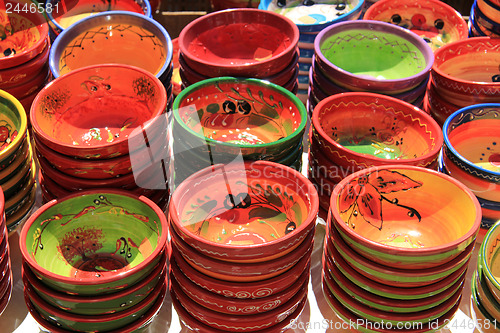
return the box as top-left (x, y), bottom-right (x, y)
top-left (171, 255), bottom-right (308, 315)
top-left (2, 65), bottom-right (49, 100)
top-left (426, 80), bottom-right (460, 126)
top-left (179, 9), bottom-right (299, 78)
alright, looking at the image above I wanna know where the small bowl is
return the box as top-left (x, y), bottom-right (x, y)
top-left (480, 221), bottom-right (500, 305)
top-left (476, 265), bottom-right (500, 321)
top-left (169, 160), bottom-right (318, 262)
top-left (443, 104), bottom-right (500, 203)
top-left (19, 189), bottom-right (168, 295)
top-left (0, 0), bottom-right (49, 68)
top-left (31, 64), bottom-right (167, 159)
top-left (470, 270), bottom-right (500, 333)
top-left (46, 0), bottom-right (151, 35)
top-left (173, 77), bottom-right (307, 161)
top-left (314, 20), bottom-right (433, 93)
top-left (49, 11), bottom-right (173, 80)
top-left (178, 9), bottom-right (299, 78)
top-left (363, 0), bottom-right (468, 51)
top-left (311, 92), bottom-right (443, 172)
top-left (329, 164), bottom-right (480, 269)
top-left (0, 90), bottom-right (27, 165)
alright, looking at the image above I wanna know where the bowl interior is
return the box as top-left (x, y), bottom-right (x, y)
top-left (53, 12), bottom-right (169, 77)
top-left (333, 167), bottom-right (478, 249)
top-left (315, 95), bottom-right (440, 160)
top-left (319, 26), bottom-right (427, 80)
top-left (175, 78), bottom-right (304, 146)
top-left (172, 163), bottom-right (312, 246)
top-left (23, 192), bottom-right (164, 280)
top-left (32, 65), bottom-right (165, 150)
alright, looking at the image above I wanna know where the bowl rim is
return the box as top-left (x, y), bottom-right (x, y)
top-left (178, 8), bottom-right (299, 73)
top-left (30, 63), bottom-right (167, 155)
top-left (312, 92), bottom-right (443, 165)
top-left (49, 10), bottom-right (173, 79)
top-left (19, 189), bottom-right (168, 286)
top-left (173, 77), bottom-right (307, 150)
top-left (0, 90), bottom-right (28, 164)
top-left (330, 164), bottom-right (481, 256)
top-left (443, 103), bottom-right (500, 178)
top-left (480, 220), bottom-right (500, 290)
top-left (314, 20), bottom-right (434, 86)
top-left (169, 160), bottom-right (319, 254)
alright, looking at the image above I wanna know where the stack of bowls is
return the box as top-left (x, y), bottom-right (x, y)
top-left (19, 190), bottom-right (169, 332)
top-left (168, 161), bottom-right (319, 331)
top-left (473, 221), bottom-right (500, 332)
top-left (258, 0), bottom-right (365, 102)
top-left (0, 0), bottom-right (50, 117)
top-left (428, 37), bottom-right (500, 126)
top-left (0, 188), bottom-right (12, 316)
top-left (323, 165), bottom-right (481, 332)
top-left (308, 92), bottom-right (443, 216)
top-left (45, 0), bottom-right (152, 41)
top-left (470, 0), bottom-right (500, 37)
top-left (363, 0), bottom-right (468, 52)
top-left (48, 11), bottom-right (174, 106)
top-left (0, 90), bottom-right (37, 233)
top-left (171, 77), bottom-right (307, 188)
top-left (30, 64), bottom-right (170, 209)
top-left (309, 20), bottom-right (433, 115)
top-left (441, 104), bottom-right (500, 232)
top-left (177, 9), bottom-right (300, 95)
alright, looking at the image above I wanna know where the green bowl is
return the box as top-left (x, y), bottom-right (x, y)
top-left (19, 190), bottom-right (168, 295)
top-left (480, 220), bottom-right (500, 306)
top-left (470, 271), bottom-right (500, 333)
top-left (0, 90), bottom-right (28, 168)
top-left (476, 264), bottom-right (500, 322)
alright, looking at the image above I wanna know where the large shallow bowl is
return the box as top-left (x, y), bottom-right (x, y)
top-left (31, 64), bottom-right (167, 159)
top-left (178, 9), bottom-right (299, 78)
top-left (49, 11), bottom-right (173, 81)
top-left (314, 20), bottom-right (434, 93)
top-left (329, 165), bottom-right (481, 269)
top-left (19, 189), bottom-right (168, 295)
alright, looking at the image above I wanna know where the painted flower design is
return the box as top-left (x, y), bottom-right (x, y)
top-left (339, 170), bottom-right (422, 230)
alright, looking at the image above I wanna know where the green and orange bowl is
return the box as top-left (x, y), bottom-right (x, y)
top-left (480, 220), bottom-right (500, 306)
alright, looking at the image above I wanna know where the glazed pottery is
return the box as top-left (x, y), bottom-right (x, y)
top-left (31, 64), bottom-right (167, 159)
top-left (2, 65), bottom-right (49, 100)
top-left (0, 90), bottom-right (27, 166)
top-left (480, 221), bottom-right (500, 305)
top-left (363, 0), bottom-right (468, 51)
top-left (471, 271), bottom-right (500, 333)
top-left (178, 9), bottom-right (299, 78)
top-left (426, 81), bottom-right (460, 126)
top-left (314, 20), bottom-right (434, 93)
top-left (476, 264), bottom-right (500, 321)
top-left (19, 190), bottom-right (168, 295)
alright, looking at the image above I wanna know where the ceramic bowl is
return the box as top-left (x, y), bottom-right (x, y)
top-left (471, 275), bottom-right (500, 333)
top-left (477, 0), bottom-right (500, 23)
top-left (311, 92), bottom-right (443, 172)
top-left (259, 0), bottom-right (364, 33)
top-left (169, 160), bottom-right (318, 262)
top-left (329, 164), bottom-right (481, 269)
top-left (431, 37), bottom-right (500, 102)
top-left (314, 20), bottom-right (433, 93)
top-left (426, 81), bottom-right (460, 126)
top-left (0, 90), bottom-right (27, 166)
top-left (1, 156), bottom-right (34, 199)
top-left (170, 225), bottom-right (314, 282)
top-left (49, 11), bottom-right (173, 81)
top-left (22, 254), bottom-right (166, 315)
top-left (476, 264), bottom-right (500, 321)
top-left (31, 64), bottom-right (167, 159)
top-left (2, 66), bottom-right (49, 100)
top-left (178, 9), bottom-right (299, 78)
top-left (480, 221), bottom-right (500, 305)
top-left (0, 42), bottom-right (49, 89)
top-left (46, 0), bottom-right (151, 35)
top-left (363, 0), bottom-right (468, 51)
top-left (442, 104), bottom-right (500, 203)
top-left (0, 137), bottom-right (30, 184)
top-left (19, 189), bottom-right (168, 295)
top-left (173, 77), bottom-right (307, 161)
top-left (474, 1), bottom-right (500, 37)
top-left (171, 241), bottom-right (311, 299)
top-left (0, 0), bottom-right (49, 68)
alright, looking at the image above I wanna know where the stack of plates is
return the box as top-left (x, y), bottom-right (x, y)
top-left (168, 161), bottom-right (318, 332)
top-left (0, 188), bottom-right (11, 316)
top-left (0, 0), bottom-right (50, 119)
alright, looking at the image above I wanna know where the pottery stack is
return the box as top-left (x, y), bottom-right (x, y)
top-left (0, 0), bottom-right (51, 119)
top-left (427, 37), bottom-right (500, 126)
top-left (0, 91), bottom-right (37, 234)
top-left (171, 77), bottom-right (307, 188)
top-left (177, 9), bottom-right (300, 95)
top-left (308, 92), bottom-right (443, 218)
top-left (472, 221), bottom-right (500, 332)
top-left (308, 20), bottom-right (433, 116)
top-left (258, 0), bottom-right (365, 103)
top-left (19, 190), bottom-right (169, 332)
top-left (323, 165), bottom-right (481, 332)
top-left (469, 0), bottom-right (500, 37)
top-left (30, 65), bottom-right (170, 210)
top-left (168, 161), bottom-right (319, 332)
top-left (0, 188), bottom-right (12, 316)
